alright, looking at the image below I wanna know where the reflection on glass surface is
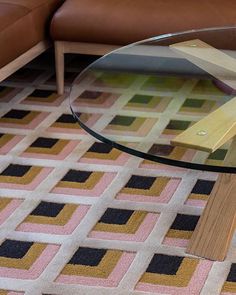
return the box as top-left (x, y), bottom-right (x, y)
top-left (70, 27), bottom-right (236, 173)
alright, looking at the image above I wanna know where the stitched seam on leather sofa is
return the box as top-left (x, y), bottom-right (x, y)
top-left (0, 3), bottom-right (30, 32)
top-left (0, 0), bottom-right (62, 12)
top-left (0, 1), bottom-right (60, 34)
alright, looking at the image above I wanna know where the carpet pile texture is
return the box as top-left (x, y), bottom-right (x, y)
top-left (0, 52), bottom-right (235, 295)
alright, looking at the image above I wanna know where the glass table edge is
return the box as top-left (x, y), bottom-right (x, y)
top-left (70, 26), bottom-right (236, 174)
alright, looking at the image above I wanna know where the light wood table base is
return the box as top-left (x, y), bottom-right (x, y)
top-left (186, 173), bottom-right (236, 261)
top-left (168, 39), bottom-right (236, 261)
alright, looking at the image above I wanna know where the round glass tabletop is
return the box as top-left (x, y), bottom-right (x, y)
top-left (70, 27), bottom-right (236, 173)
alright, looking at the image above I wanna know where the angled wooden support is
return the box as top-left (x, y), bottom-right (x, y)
top-left (186, 137), bottom-right (236, 261)
top-left (0, 40), bottom-right (50, 83)
top-left (170, 39), bottom-right (236, 90)
top-left (170, 39), bottom-right (236, 261)
top-left (170, 39), bottom-right (236, 153)
top-left (171, 96), bottom-right (236, 153)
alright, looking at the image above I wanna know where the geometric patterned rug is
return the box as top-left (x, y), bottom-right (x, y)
top-left (0, 51), bottom-right (235, 295)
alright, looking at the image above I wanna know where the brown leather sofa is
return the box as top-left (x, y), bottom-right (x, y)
top-left (50, 0), bottom-right (236, 94)
top-left (1, 0), bottom-right (236, 94)
top-left (0, 0), bottom-right (63, 83)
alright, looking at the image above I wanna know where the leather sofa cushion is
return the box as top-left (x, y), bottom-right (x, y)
top-left (0, 0), bottom-right (63, 68)
top-left (50, 0), bottom-right (236, 45)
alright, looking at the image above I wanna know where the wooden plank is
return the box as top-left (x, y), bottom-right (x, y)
top-left (186, 173), bottom-right (236, 261)
top-left (171, 96), bottom-right (236, 153)
top-left (170, 39), bottom-right (236, 152)
top-left (0, 41), bottom-right (50, 83)
top-left (63, 41), bottom-right (119, 56)
top-left (170, 39), bottom-right (236, 90)
top-left (186, 137), bottom-right (236, 261)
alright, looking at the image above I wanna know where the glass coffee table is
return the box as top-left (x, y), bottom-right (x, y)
top-left (70, 27), bottom-right (236, 261)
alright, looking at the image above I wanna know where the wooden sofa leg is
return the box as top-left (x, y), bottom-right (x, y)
top-left (55, 41), bottom-right (65, 95)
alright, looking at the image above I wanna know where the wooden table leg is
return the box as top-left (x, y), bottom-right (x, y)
top-left (186, 136), bottom-right (236, 261)
top-left (186, 173), bottom-right (236, 261)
